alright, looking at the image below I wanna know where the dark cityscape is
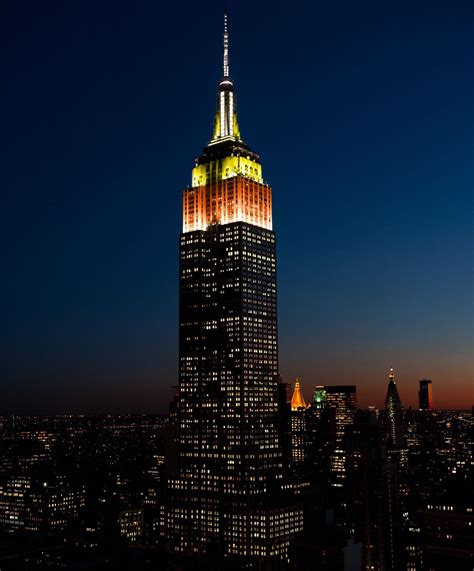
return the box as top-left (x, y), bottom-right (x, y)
top-left (0, 394), bottom-right (473, 569)
top-left (1, 2), bottom-right (473, 570)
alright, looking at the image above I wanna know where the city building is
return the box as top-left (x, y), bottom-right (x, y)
top-left (0, 475), bottom-right (85, 534)
top-left (167, 15), bottom-right (303, 563)
top-left (305, 387), bottom-right (333, 485)
top-left (313, 386), bottom-right (328, 415)
top-left (119, 508), bottom-right (144, 544)
top-left (324, 385), bottom-right (357, 488)
top-left (324, 386), bottom-right (357, 440)
top-left (419, 379), bottom-right (433, 410)
top-left (290, 379), bottom-right (307, 411)
top-left (423, 503), bottom-right (474, 569)
top-left (0, 475), bottom-right (33, 531)
top-left (290, 379), bottom-right (307, 464)
top-left (277, 379), bottom-right (293, 474)
top-left (383, 368), bottom-right (405, 448)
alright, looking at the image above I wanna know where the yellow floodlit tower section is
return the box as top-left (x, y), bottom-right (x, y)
top-left (183, 13), bottom-right (271, 232)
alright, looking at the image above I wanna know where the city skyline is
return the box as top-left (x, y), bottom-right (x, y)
top-left (1, 1), bottom-right (473, 414)
top-left (0, 7), bottom-right (472, 569)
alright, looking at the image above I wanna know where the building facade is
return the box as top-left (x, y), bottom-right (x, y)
top-left (419, 379), bottom-right (433, 410)
top-left (290, 379), bottom-right (307, 465)
top-left (383, 368), bottom-right (405, 448)
top-left (167, 15), bottom-right (303, 563)
top-left (324, 385), bottom-right (357, 488)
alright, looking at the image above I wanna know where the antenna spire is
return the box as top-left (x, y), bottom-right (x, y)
top-left (389, 367), bottom-right (395, 381)
top-left (223, 12), bottom-right (230, 78)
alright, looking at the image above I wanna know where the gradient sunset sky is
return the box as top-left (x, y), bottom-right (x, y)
top-left (1, 0), bottom-right (473, 413)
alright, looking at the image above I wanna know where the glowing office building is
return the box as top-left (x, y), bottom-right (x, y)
top-left (324, 385), bottom-right (357, 487)
top-left (167, 15), bottom-right (303, 563)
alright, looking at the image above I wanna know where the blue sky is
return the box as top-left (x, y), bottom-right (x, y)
top-left (1, 0), bottom-right (473, 412)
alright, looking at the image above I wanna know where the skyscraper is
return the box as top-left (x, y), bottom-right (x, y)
top-left (324, 386), bottom-right (357, 488)
top-left (383, 368), bottom-right (405, 448)
top-left (419, 379), bottom-right (433, 410)
top-left (290, 379), bottom-right (307, 465)
top-left (290, 379), bottom-right (307, 412)
top-left (324, 386), bottom-right (357, 439)
top-left (313, 386), bottom-right (328, 413)
top-left (305, 386), bottom-right (332, 489)
top-left (167, 15), bottom-right (303, 563)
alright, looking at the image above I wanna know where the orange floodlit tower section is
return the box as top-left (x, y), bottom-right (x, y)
top-left (182, 14), bottom-right (272, 233)
top-left (291, 378), bottom-right (307, 411)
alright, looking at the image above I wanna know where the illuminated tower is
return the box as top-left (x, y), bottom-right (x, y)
top-left (383, 368), bottom-right (405, 448)
top-left (419, 379), bottom-right (433, 410)
top-left (290, 379), bottom-right (307, 464)
top-left (290, 379), bottom-right (307, 411)
top-left (182, 14), bottom-right (271, 234)
top-left (168, 15), bottom-right (303, 563)
top-left (313, 386), bottom-right (327, 414)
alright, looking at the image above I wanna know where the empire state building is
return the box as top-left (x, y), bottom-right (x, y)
top-left (167, 15), bottom-right (303, 564)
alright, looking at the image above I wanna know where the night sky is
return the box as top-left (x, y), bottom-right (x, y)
top-left (1, 0), bottom-right (473, 414)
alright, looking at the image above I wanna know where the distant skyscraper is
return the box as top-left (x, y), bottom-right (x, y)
top-left (324, 386), bottom-right (357, 487)
top-left (305, 386), bottom-right (332, 488)
top-left (291, 379), bottom-right (307, 411)
top-left (419, 379), bottom-right (433, 410)
top-left (167, 14), bottom-right (303, 562)
top-left (313, 386), bottom-right (327, 413)
top-left (290, 379), bottom-right (307, 464)
top-left (383, 368), bottom-right (405, 448)
top-left (324, 386), bottom-right (357, 441)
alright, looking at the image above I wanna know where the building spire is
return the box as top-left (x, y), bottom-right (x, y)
top-left (291, 378), bottom-right (307, 411)
top-left (209, 11), bottom-right (242, 145)
top-left (223, 11), bottom-right (229, 78)
top-left (389, 367), bottom-right (395, 381)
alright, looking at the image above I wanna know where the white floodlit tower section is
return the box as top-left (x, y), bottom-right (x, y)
top-left (223, 12), bottom-right (229, 78)
top-left (210, 13), bottom-right (241, 144)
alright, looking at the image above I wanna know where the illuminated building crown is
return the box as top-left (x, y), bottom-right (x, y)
top-left (209, 12), bottom-right (242, 145)
top-left (182, 13), bottom-right (273, 233)
top-left (291, 379), bottom-right (307, 411)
